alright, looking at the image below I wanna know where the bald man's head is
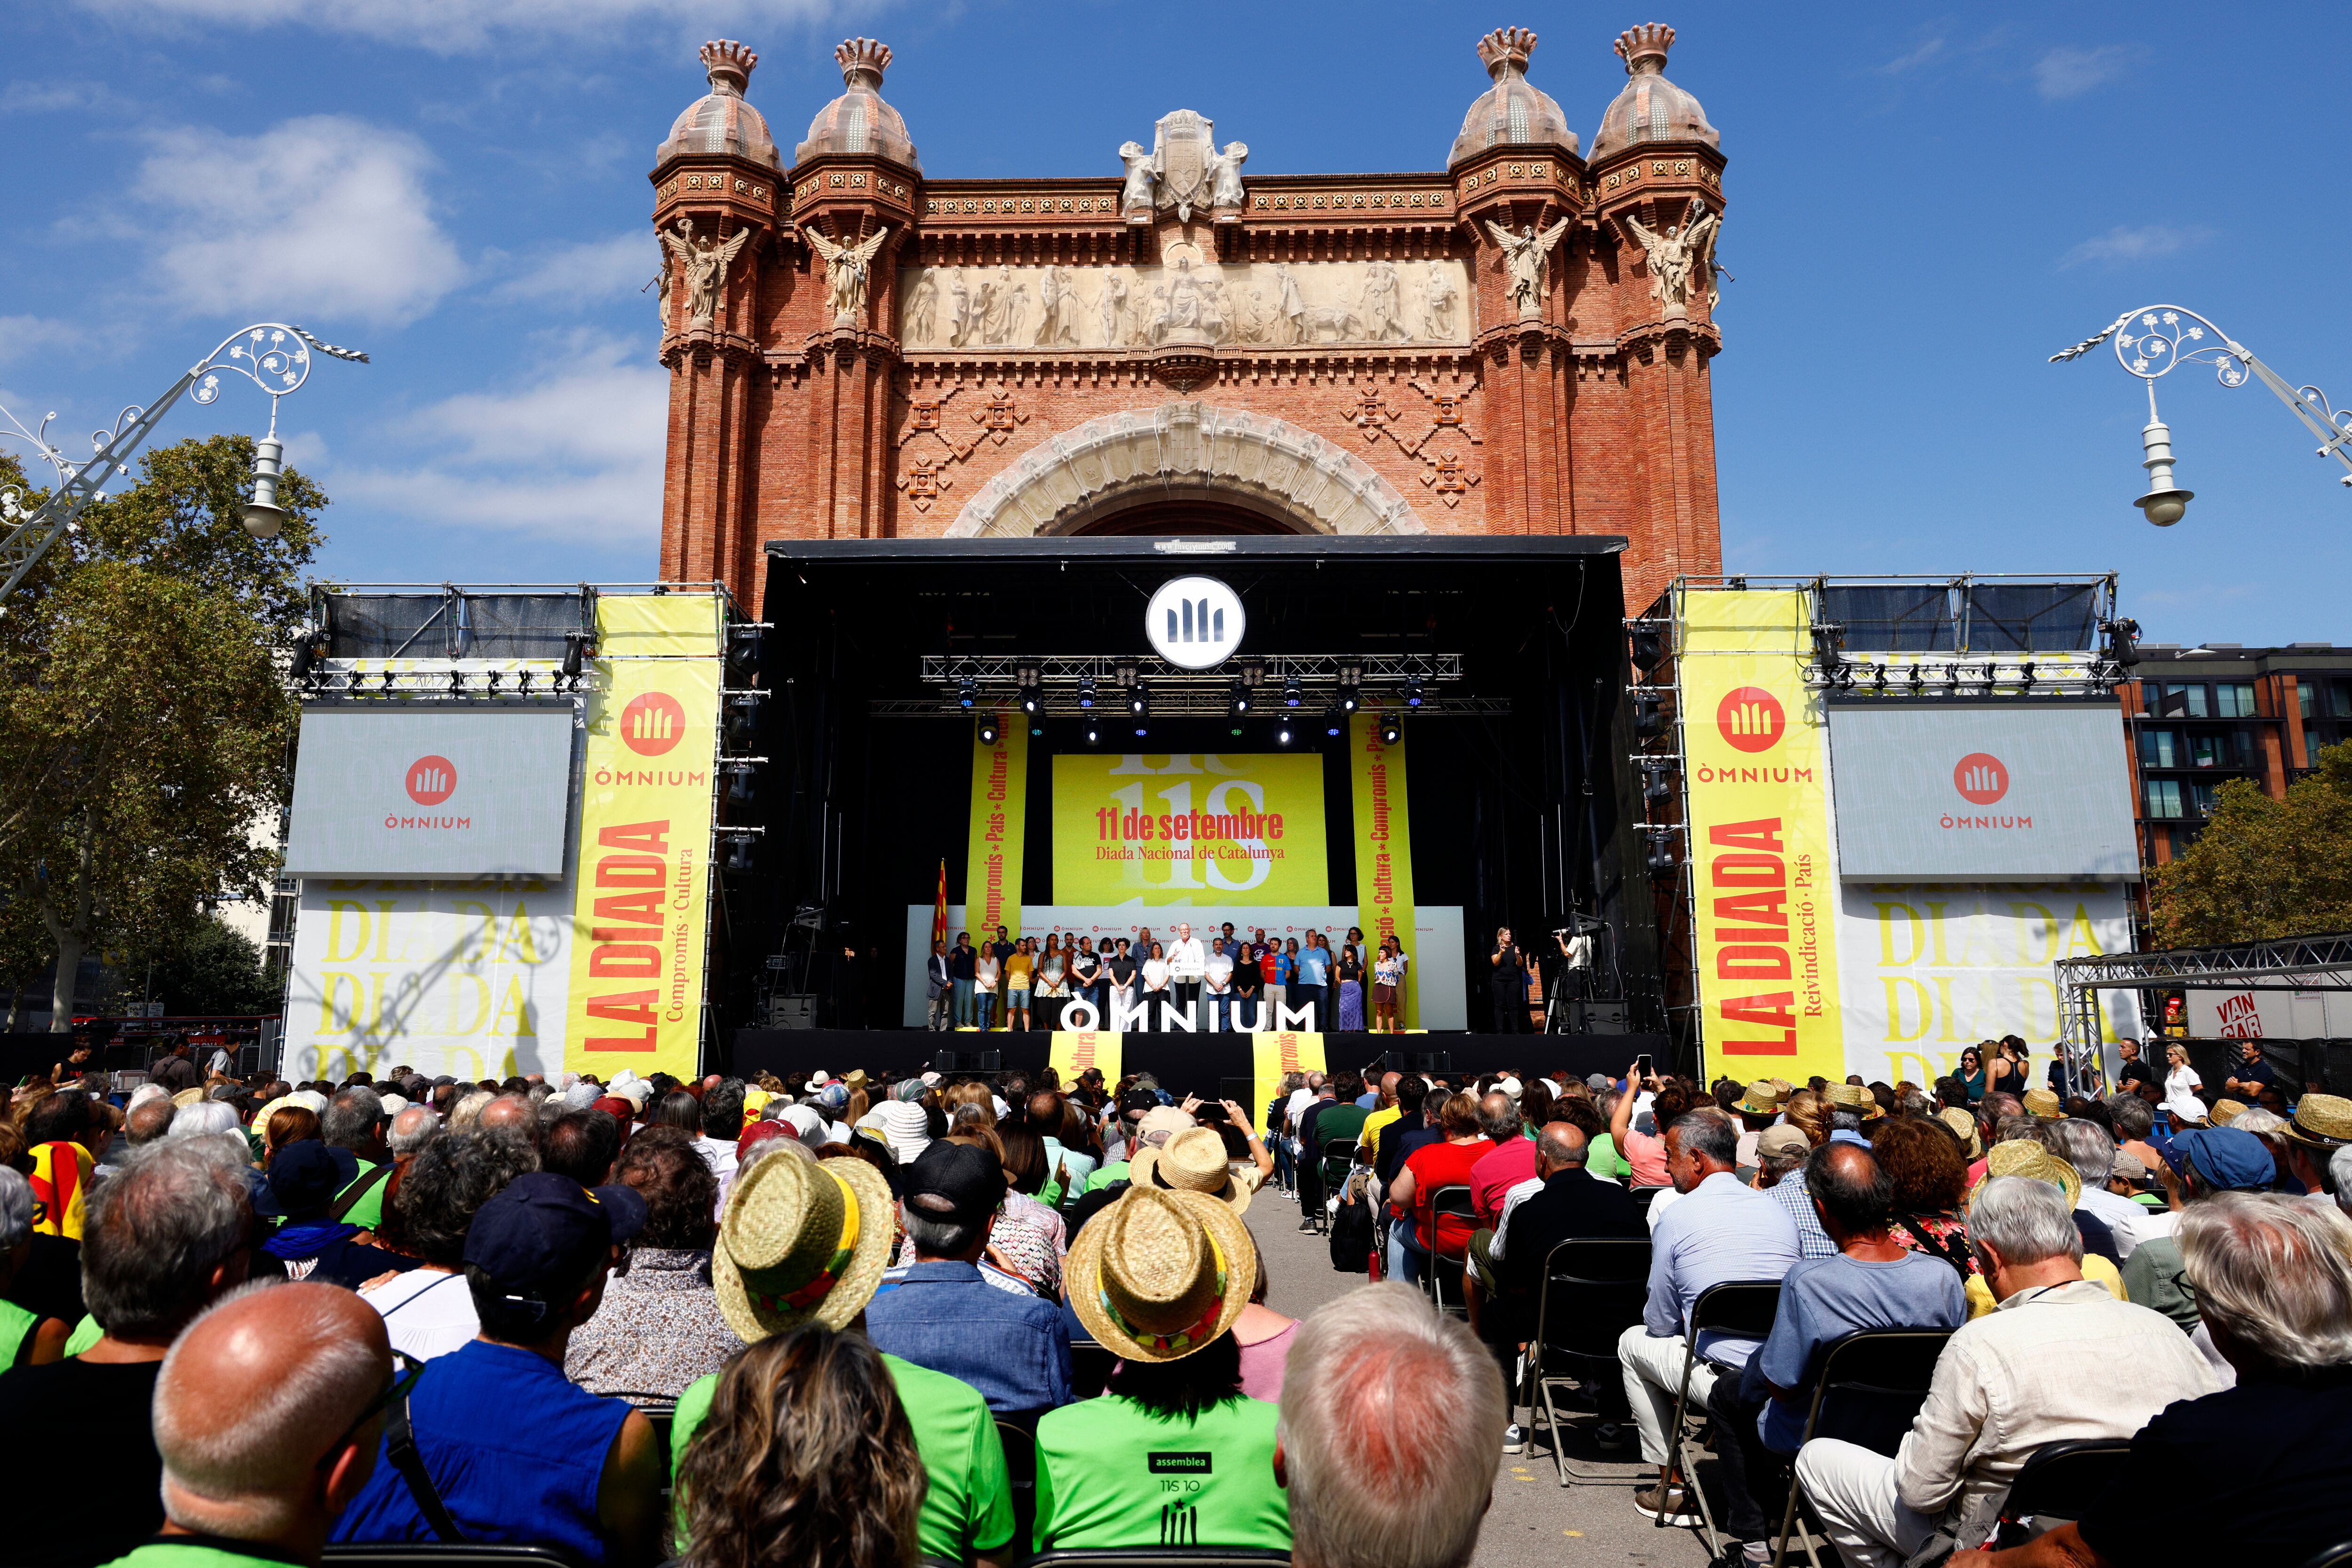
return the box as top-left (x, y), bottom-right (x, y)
top-left (476, 1094), bottom-right (540, 1147)
top-left (1536, 1121), bottom-right (1589, 1173)
top-left (1478, 1091), bottom-right (1522, 1144)
top-left (155, 1282), bottom-right (390, 1544)
top-left (1379, 1071), bottom-right (1402, 1102)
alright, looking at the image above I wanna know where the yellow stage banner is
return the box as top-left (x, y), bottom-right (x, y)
top-left (965, 720), bottom-right (1028, 943)
top-left (1349, 715), bottom-right (1417, 1028)
top-left (563, 594), bottom-right (722, 1079)
top-left (1052, 753), bottom-right (1328, 905)
top-left (1676, 588), bottom-right (1845, 1085)
top-left (1251, 1031), bottom-right (1326, 1138)
top-left (1047, 1031), bottom-right (1122, 1090)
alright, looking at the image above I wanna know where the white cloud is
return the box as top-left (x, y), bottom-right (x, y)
top-left (1874, 38), bottom-right (1946, 75)
top-left (77, 0), bottom-right (843, 53)
top-left (132, 115), bottom-right (466, 329)
top-left (2059, 224), bottom-right (2213, 269)
top-left (2034, 44), bottom-right (2137, 100)
top-left (488, 233), bottom-right (662, 309)
top-left (0, 315), bottom-right (88, 365)
top-left (1, 80), bottom-right (113, 113)
top-left (328, 333), bottom-right (668, 548)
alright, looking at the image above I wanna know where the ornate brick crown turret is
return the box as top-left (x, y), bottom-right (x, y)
top-left (658, 38), bottom-right (780, 168)
top-left (796, 36), bottom-right (921, 171)
top-left (1590, 20), bottom-right (1717, 160)
top-left (1449, 24), bottom-right (1578, 167)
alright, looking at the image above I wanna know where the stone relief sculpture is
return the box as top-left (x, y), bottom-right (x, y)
top-left (804, 223), bottom-right (890, 325)
top-left (1622, 198), bottom-right (1720, 317)
top-left (1118, 141), bottom-right (1156, 219)
top-left (895, 258), bottom-right (1475, 351)
top-left (1150, 110), bottom-right (1216, 222)
top-left (1483, 216), bottom-right (1570, 321)
top-left (1204, 140), bottom-right (1248, 209)
top-left (663, 216), bottom-right (755, 329)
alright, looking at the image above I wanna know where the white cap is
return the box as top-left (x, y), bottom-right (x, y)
top-left (808, 1069), bottom-right (828, 1085)
top-left (921, 1071), bottom-right (941, 1086)
top-left (1499, 1076), bottom-right (1523, 1097)
top-left (378, 1093), bottom-right (409, 1114)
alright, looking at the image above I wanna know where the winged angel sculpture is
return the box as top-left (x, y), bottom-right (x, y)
top-left (1483, 216), bottom-right (1571, 320)
top-left (1622, 198), bottom-right (1722, 317)
top-left (661, 218), bottom-right (755, 330)
top-left (805, 225), bottom-right (892, 326)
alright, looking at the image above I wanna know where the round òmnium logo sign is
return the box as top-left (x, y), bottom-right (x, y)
top-left (620, 691), bottom-right (688, 756)
top-left (1953, 752), bottom-right (2010, 805)
top-left (405, 755), bottom-right (457, 805)
top-left (1145, 576), bottom-right (1246, 670)
top-left (1715, 687), bottom-right (1785, 753)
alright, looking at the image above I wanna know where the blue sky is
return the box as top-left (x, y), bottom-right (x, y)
top-left (3, 0), bottom-right (2346, 643)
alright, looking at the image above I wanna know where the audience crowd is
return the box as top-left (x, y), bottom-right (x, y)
top-left (4, 1032), bottom-right (2351, 1568)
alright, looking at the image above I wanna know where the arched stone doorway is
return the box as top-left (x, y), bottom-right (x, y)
top-left (943, 401), bottom-right (1430, 539)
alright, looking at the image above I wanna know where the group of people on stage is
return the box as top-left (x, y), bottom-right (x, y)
top-left (927, 919), bottom-right (1410, 1033)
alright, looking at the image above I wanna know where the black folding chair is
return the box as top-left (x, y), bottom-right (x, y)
top-left (1993, 1439), bottom-right (2134, 1547)
top-left (1419, 1185), bottom-right (1478, 1318)
top-left (997, 1414), bottom-right (1041, 1551)
top-left (1524, 1235), bottom-right (1653, 1485)
top-left (1767, 1329), bottom-right (1954, 1568)
top-left (1070, 1328), bottom-right (1118, 1400)
top-left (1659, 1280), bottom-right (1784, 1554)
top-left (1026, 1551), bottom-right (1291, 1568)
top-left (1303, 1136), bottom-right (1357, 1235)
top-left (324, 1549), bottom-right (586, 1568)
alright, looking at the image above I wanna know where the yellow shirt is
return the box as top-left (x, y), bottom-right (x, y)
top-left (1361, 1105), bottom-right (1402, 1159)
top-left (1963, 1254), bottom-right (2126, 1319)
top-left (1006, 954), bottom-right (1033, 989)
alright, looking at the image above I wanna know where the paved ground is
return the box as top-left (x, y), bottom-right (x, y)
top-left (1244, 1187), bottom-right (1724, 1568)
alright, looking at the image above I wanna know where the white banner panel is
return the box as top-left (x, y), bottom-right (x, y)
top-left (1835, 881), bottom-right (2142, 1085)
top-left (2186, 975), bottom-right (2352, 1041)
top-left (898, 904), bottom-right (1466, 1030)
top-left (281, 877), bottom-right (574, 1081)
top-left (1825, 703), bottom-right (2138, 881)
top-left (286, 708), bottom-right (576, 878)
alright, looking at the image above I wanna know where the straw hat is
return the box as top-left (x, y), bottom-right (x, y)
top-left (2020, 1088), bottom-right (2065, 1119)
top-left (1068, 1186), bottom-right (1256, 1363)
top-left (712, 1150), bottom-right (895, 1341)
top-left (1976, 1139), bottom-right (2079, 1208)
top-left (1824, 1083), bottom-right (1882, 1119)
top-left (172, 1087), bottom-right (208, 1108)
top-left (2284, 1093), bottom-right (2352, 1150)
top-left (1937, 1107), bottom-right (1984, 1160)
top-left (1737, 1080), bottom-right (1786, 1117)
top-left (1130, 1125), bottom-right (1253, 1214)
top-left (2207, 1098), bottom-right (2248, 1127)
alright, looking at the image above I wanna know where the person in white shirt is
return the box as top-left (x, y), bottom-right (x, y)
top-left (2039, 1117), bottom-right (2152, 1256)
top-left (1140, 943), bottom-right (1171, 1015)
top-left (1166, 921), bottom-right (1208, 1017)
top-left (973, 948), bottom-right (1000, 1030)
top-left (1203, 945), bottom-right (1235, 1030)
top-left (359, 1125), bottom-right (536, 1360)
top-left (2162, 1042), bottom-right (2208, 1125)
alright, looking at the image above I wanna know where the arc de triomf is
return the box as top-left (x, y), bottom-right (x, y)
top-left (651, 22), bottom-right (1728, 611)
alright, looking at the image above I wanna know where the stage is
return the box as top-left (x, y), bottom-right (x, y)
top-left (728, 1028), bottom-right (1671, 1109)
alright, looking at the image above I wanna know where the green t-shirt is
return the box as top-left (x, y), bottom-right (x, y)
top-left (1586, 1132), bottom-right (1633, 1181)
top-left (100, 1539), bottom-right (287, 1568)
top-left (1086, 1161), bottom-right (1132, 1193)
top-left (1033, 1393), bottom-right (1290, 1552)
top-left (0, 1297), bottom-right (37, 1367)
top-left (64, 1313), bottom-right (103, 1357)
top-left (1309, 1104), bottom-right (1369, 1156)
top-left (671, 1352), bottom-right (1013, 1559)
top-left (336, 1158), bottom-right (389, 1232)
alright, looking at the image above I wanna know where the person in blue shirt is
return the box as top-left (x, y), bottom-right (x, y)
top-left (1292, 934), bottom-right (1330, 1030)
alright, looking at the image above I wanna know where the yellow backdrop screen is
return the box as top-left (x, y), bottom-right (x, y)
top-left (1052, 753), bottom-right (1329, 905)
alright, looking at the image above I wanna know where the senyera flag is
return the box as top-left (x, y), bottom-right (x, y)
top-left (932, 858), bottom-right (948, 949)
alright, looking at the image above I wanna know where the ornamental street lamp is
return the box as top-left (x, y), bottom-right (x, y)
top-left (2052, 304), bottom-right (2352, 527)
top-left (0, 321), bottom-right (366, 607)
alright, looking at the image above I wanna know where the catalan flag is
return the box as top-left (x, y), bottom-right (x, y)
top-left (29, 1140), bottom-right (89, 1240)
top-left (932, 858), bottom-right (948, 949)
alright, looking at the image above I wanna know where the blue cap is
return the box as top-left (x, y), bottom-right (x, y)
top-left (462, 1172), bottom-right (648, 1306)
top-left (2175, 1127), bottom-right (2273, 1193)
top-left (255, 1140), bottom-right (359, 1220)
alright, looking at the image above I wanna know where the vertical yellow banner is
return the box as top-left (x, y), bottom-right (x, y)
top-left (1349, 714), bottom-right (1418, 1028)
top-left (1048, 1031), bottom-right (1122, 1089)
top-left (1676, 588), bottom-right (1844, 1085)
top-left (564, 594), bottom-right (722, 1079)
top-left (1251, 1031), bottom-right (1326, 1138)
top-left (965, 719), bottom-right (1027, 944)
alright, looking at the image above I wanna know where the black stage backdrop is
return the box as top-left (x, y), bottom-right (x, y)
top-left (731, 1028), bottom-right (1670, 1113)
top-left (722, 536), bottom-right (1671, 1056)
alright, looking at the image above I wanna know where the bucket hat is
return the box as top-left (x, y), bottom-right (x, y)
top-left (712, 1148), bottom-right (895, 1340)
top-left (1130, 1125), bottom-right (1253, 1214)
top-left (1067, 1186), bottom-right (1256, 1363)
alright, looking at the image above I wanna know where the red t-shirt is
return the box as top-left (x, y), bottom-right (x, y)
top-left (1403, 1137), bottom-right (1495, 1256)
top-left (1467, 1136), bottom-right (1539, 1227)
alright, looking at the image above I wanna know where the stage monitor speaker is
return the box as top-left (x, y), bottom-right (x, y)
top-left (1567, 999), bottom-right (1631, 1035)
top-left (933, 1049), bottom-right (1001, 1073)
top-left (1400, 1051), bottom-right (1453, 1074)
top-left (769, 995), bottom-right (817, 1030)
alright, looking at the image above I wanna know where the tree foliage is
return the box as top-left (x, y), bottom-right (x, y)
top-left (0, 436), bottom-right (325, 1028)
top-left (2148, 740), bottom-right (2352, 947)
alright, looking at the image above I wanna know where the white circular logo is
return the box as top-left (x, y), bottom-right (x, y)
top-left (1145, 576), bottom-right (1245, 670)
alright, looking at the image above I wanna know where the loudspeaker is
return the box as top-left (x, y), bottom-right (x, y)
top-left (769, 995), bottom-right (817, 1030)
top-left (933, 1049), bottom-right (1001, 1073)
top-left (1567, 999), bottom-right (1632, 1035)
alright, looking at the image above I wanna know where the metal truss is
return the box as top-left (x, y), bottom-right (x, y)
top-left (869, 694), bottom-right (1512, 719)
top-left (294, 664), bottom-right (590, 701)
top-left (919, 652), bottom-right (1464, 686)
top-left (2056, 930), bottom-right (2352, 1085)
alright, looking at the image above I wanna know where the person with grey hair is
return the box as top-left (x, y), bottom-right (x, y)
top-left (1794, 1176), bottom-right (2218, 1568)
top-left (2035, 1114), bottom-right (2146, 1257)
top-left (446, 1088), bottom-right (493, 1128)
top-left (1952, 1194), bottom-right (2352, 1568)
top-left (1276, 1282), bottom-right (1503, 1568)
top-left (124, 1094), bottom-right (179, 1149)
top-left (136, 1281), bottom-right (394, 1568)
top-left (0, 1167), bottom-right (71, 1365)
top-left (1618, 1107), bottom-right (1800, 1526)
top-left (323, 1085), bottom-right (393, 1232)
top-left (0, 1141), bottom-right (256, 1567)
top-left (387, 1103), bottom-right (441, 1157)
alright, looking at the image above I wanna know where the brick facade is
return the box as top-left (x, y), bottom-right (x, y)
top-left (652, 26), bottom-right (1727, 613)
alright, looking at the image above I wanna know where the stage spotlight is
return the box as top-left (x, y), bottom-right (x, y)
top-left (726, 624), bottom-right (764, 676)
top-left (1282, 674), bottom-right (1302, 707)
top-left (1325, 706), bottom-right (1343, 736)
top-left (1277, 723), bottom-right (1293, 745)
top-left (1647, 844), bottom-right (1678, 874)
top-left (1378, 714), bottom-right (1401, 746)
top-left (977, 714), bottom-right (1000, 744)
top-left (1944, 663), bottom-right (1961, 692)
top-left (725, 694), bottom-right (758, 747)
top-left (1339, 690), bottom-right (1360, 713)
top-left (1020, 690), bottom-right (1040, 715)
top-left (726, 764), bottom-right (756, 805)
top-left (562, 630), bottom-right (591, 682)
top-left (1231, 680), bottom-right (1252, 715)
top-left (2018, 660), bottom-right (2036, 690)
top-left (1870, 663), bottom-right (1889, 692)
top-left (1629, 625), bottom-right (1665, 672)
top-left (1634, 694), bottom-right (1666, 736)
top-left (1403, 677), bottom-right (1425, 708)
top-left (1128, 682), bottom-right (1148, 715)
top-left (957, 676), bottom-right (977, 709)
top-left (1077, 676), bottom-right (1097, 708)
top-left (1338, 662), bottom-right (1362, 712)
top-left (1644, 764), bottom-right (1671, 803)
top-left (1084, 722), bottom-right (1102, 745)
top-left (1133, 724), bottom-right (1149, 737)
top-left (1907, 663), bottom-right (1925, 693)
top-left (722, 835), bottom-right (756, 875)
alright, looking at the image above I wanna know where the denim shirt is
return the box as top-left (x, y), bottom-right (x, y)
top-left (863, 1259), bottom-right (1073, 1416)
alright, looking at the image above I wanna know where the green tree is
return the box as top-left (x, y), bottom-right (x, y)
top-left (2148, 740), bottom-right (2352, 946)
top-left (138, 914), bottom-right (278, 1016)
top-left (0, 436), bottom-right (324, 1030)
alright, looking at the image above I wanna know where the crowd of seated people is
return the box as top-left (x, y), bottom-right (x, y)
top-left (7, 1045), bottom-right (2352, 1568)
